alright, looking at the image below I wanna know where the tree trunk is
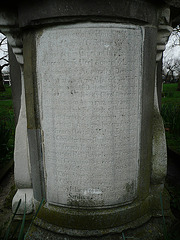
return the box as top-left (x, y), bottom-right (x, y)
top-left (177, 77), bottom-right (180, 91)
top-left (0, 70), bottom-right (5, 92)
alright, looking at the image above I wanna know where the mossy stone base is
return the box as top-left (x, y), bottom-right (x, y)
top-left (26, 217), bottom-right (177, 240)
top-left (35, 198), bottom-right (151, 234)
top-left (28, 187), bottom-right (173, 238)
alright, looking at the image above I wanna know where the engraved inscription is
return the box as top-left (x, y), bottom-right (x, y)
top-left (36, 24), bottom-right (143, 207)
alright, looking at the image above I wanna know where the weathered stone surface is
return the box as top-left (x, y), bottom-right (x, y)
top-left (0, 0), bottom-right (177, 238)
top-left (13, 74), bottom-right (32, 189)
top-left (9, 45), bottom-right (21, 127)
top-left (26, 216), bottom-right (176, 240)
top-left (163, 0), bottom-right (180, 7)
top-left (36, 23), bottom-right (143, 207)
top-left (151, 70), bottom-right (167, 184)
top-left (18, 0), bottom-right (158, 27)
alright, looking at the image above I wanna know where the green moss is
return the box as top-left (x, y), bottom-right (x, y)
top-left (35, 197), bottom-right (151, 231)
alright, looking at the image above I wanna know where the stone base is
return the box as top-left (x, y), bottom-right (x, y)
top-left (23, 187), bottom-right (174, 239)
top-left (28, 186), bottom-right (171, 236)
top-left (10, 186), bottom-right (176, 239)
top-left (26, 216), bottom-right (177, 240)
top-left (12, 188), bottom-right (34, 214)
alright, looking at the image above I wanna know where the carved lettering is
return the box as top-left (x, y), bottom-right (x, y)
top-left (36, 23), bottom-right (143, 207)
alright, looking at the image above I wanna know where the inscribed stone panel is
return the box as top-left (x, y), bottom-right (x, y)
top-left (36, 23), bottom-right (143, 207)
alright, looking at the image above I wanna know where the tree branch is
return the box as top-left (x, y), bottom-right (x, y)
top-left (0, 37), bottom-right (6, 46)
top-left (0, 63), bottom-right (9, 70)
top-left (0, 55), bottom-right (8, 61)
top-left (2, 58), bottom-right (9, 63)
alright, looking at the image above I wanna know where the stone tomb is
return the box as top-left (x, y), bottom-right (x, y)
top-left (36, 23), bottom-right (142, 207)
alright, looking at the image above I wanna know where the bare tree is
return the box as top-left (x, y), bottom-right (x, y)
top-left (0, 36), bottom-right (9, 92)
top-left (163, 24), bottom-right (180, 90)
top-left (171, 25), bottom-right (180, 46)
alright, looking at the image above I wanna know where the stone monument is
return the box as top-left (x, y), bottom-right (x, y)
top-left (0, 0), bottom-right (180, 239)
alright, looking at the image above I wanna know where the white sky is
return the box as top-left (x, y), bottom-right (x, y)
top-left (0, 32), bottom-right (9, 73)
top-left (163, 26), bottom-right (180, 76)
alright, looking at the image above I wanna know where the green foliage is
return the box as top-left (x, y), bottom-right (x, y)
top-left (3, 197), bottom-right (45, 240)
top-left (0, 86), bottom-right (12, 100)
top-left (122, 232), bottom-right (126, 240)
top-left (165, 132), bottom-right (180, 153)
top-left (162, 83), bottom-right (178, 94)
top-left (0, 86), bottom-right (15, 165)
top-left (0, 115), bottom-right (15, 165)
top-left (0, 121), bottom-right (11, 162)
top-left (161, 83), bottom-right (180, 154)
top-left (0, 101), bottom-right (14, 118)
top-left (161, 103), bottom-right (180, 136)
top-left (162, 83), bottom-right (180, 105)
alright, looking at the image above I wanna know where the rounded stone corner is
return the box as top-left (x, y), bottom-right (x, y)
top-left (12, 188), bottom-right (34, 214)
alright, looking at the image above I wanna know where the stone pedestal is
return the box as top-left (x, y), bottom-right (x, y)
top-left (0, 0), bottom-right (179, 238)
top-left (22, 20), bottom-right (168, 236)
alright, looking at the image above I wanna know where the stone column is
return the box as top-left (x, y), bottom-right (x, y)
top-left (17, 1), bottom-right (173, 237)
top-left (0, 10), bottom-right (33, 214)
top-left (0, 0), bottom-right (178, 238)
top-left (25, 23), bottom-right (155, 237)
top-left (150, 8), bottom-right (173, 214)
top-left (151, 7), bottom-right (172, 184)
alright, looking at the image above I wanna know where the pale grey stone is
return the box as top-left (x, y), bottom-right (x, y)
top-left (12, 189), bottom-right (34, 214)
top-left (151, 69), bottom-right (167, 184)
top-left (14, 76), bottom-right (32, 189)
top-left (36, 23), bottom-right (143, 207)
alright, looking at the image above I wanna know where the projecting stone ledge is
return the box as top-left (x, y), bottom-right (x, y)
top-left (24, 187), bottom-right (174, 239)
top-left (26, 217), bottom-right (176, 240)
top-left (26, 214), bottom-right (175, 240)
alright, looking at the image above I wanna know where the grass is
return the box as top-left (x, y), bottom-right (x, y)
top-left (162, 83), bottom-right (180, 102)
top-left (0, 86), bottom-right (15, 166)
top-left (162, 83), bottom-right (180, 240)
top-left (0, 87), bottom-right (12, 100)
top-left (165, 132), bottom-right (180, 153)
top-left (161, 83), bottom-right (180, 154)
top-left (0, 101), bottom-right (14, 119)
top-left (0, 86), bottom-right (14, 124)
